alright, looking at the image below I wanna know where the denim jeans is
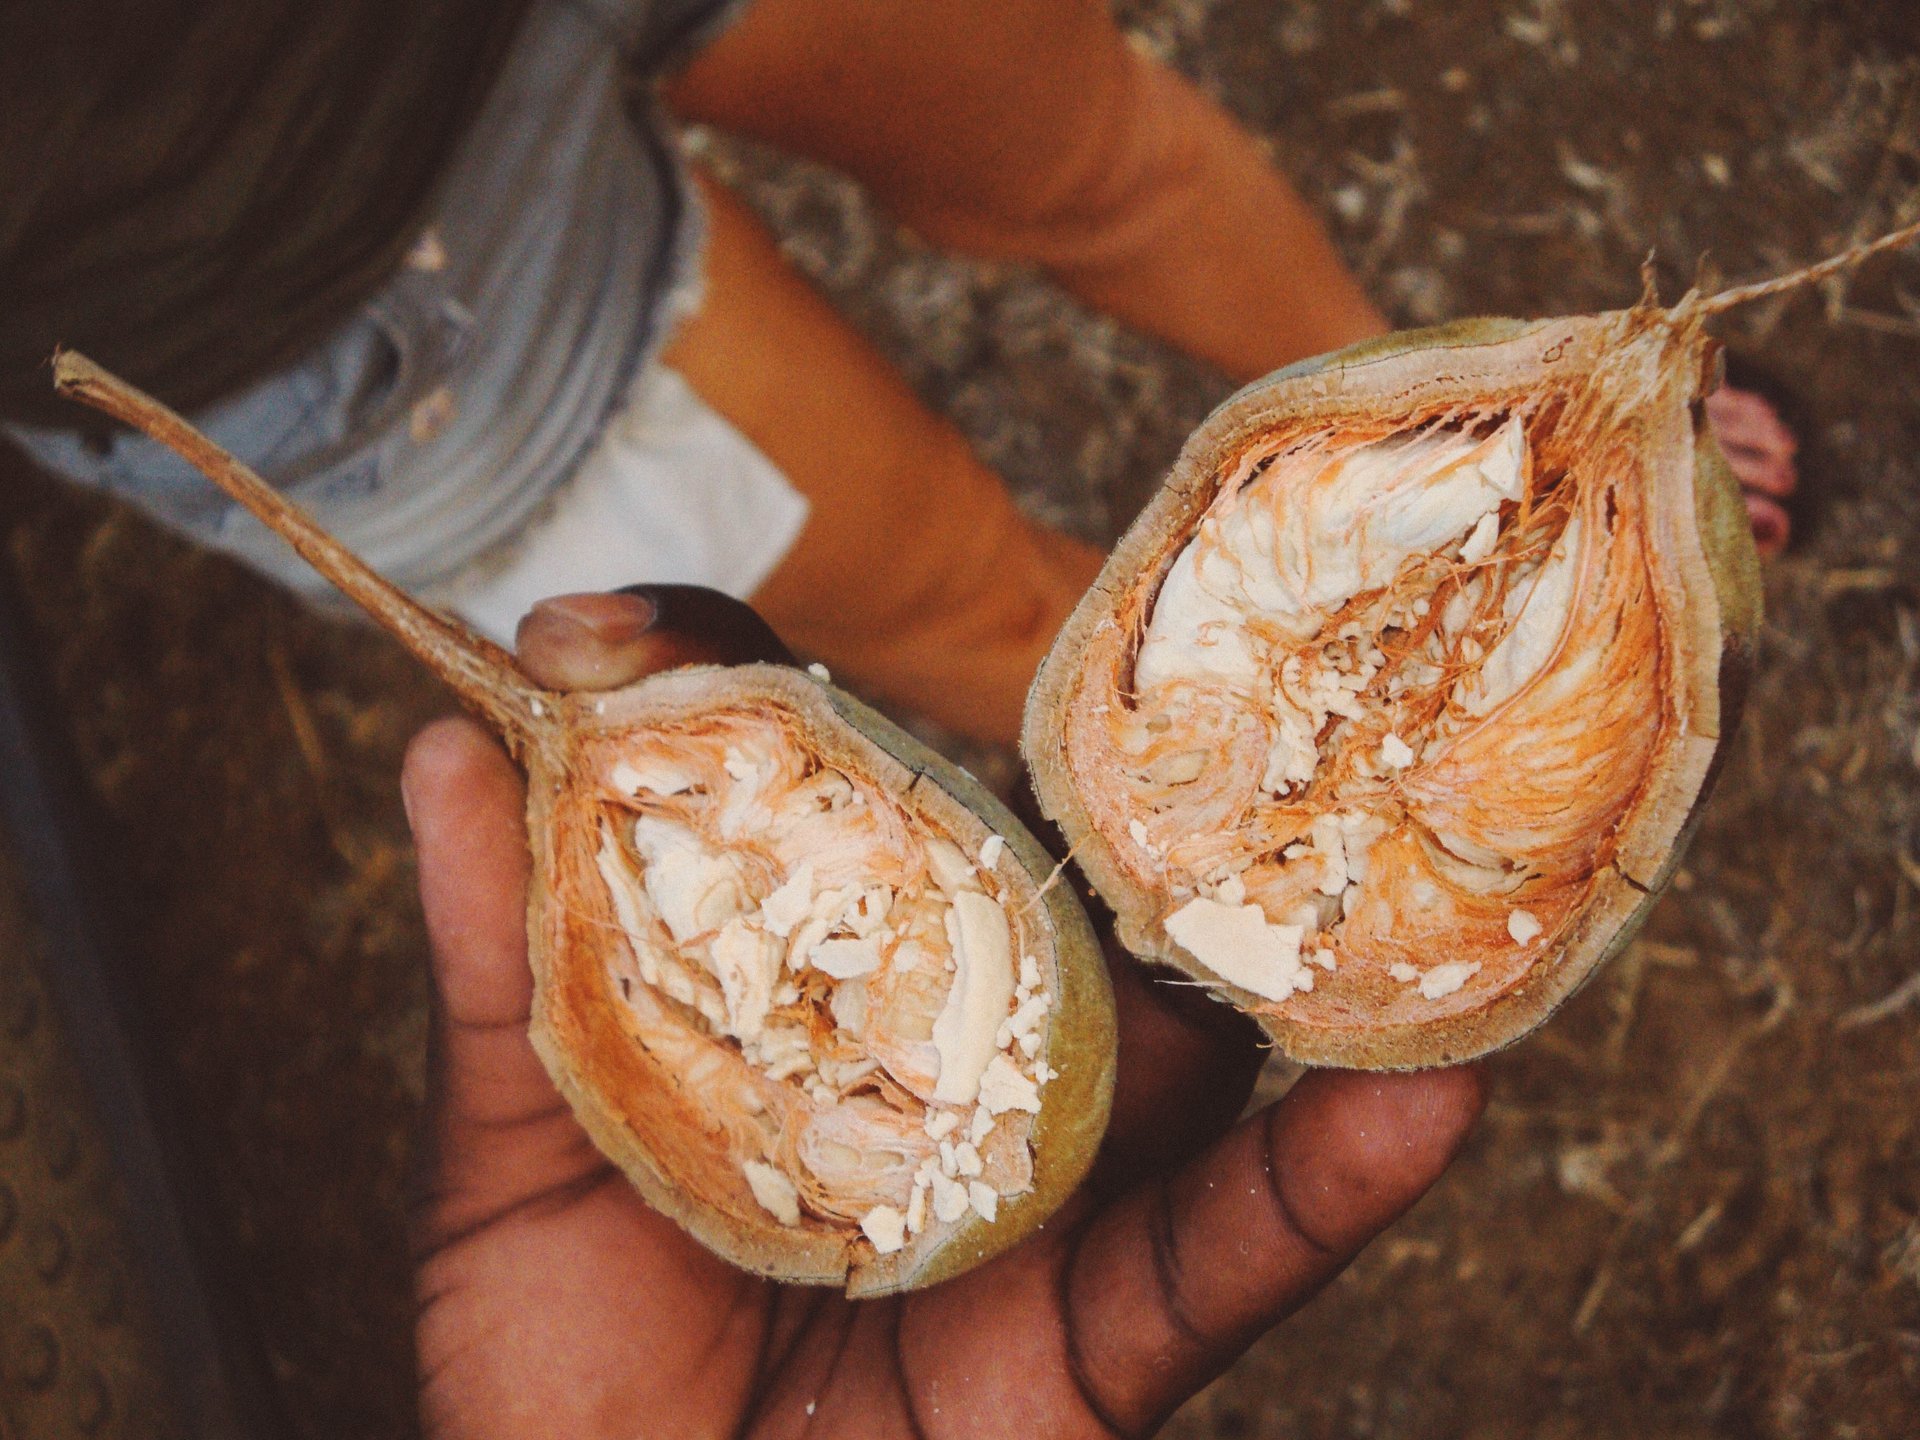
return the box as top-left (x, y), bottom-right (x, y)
top-left (9, 0), bottom-right (742, 602)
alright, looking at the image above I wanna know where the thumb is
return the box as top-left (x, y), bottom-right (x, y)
top-left (403, 717), bottom-right (603, 1246)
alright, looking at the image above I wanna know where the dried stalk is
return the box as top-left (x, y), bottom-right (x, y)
top-left (51, 351), bottom-right (547, 748)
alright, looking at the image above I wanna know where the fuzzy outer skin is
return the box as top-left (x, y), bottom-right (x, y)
top-left (522, 665), bottom-right (1114, 1294)
top-left (1023, 312), bottom-right (1760, 1069)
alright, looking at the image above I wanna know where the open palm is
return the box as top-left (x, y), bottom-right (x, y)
top-left (404, 589), bottom-right (1484, 1439)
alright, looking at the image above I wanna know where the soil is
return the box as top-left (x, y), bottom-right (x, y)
top-left (2, 1), bottom-right (1918, 1436)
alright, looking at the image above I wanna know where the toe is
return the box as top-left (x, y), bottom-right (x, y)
top-left (1706, 388), bottom-right (1799, 458)
top-left (1705, 388), bottom-right (1800, 497)
top-left (1722, 445), bottom-right (1799, 501)
top-left (1706, 384), bottom-right (1802, 555)
top-left (1744, 492), bottom-right (1791, 558)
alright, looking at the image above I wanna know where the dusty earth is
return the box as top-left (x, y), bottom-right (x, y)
top-left (3, 1), bottom-right (1918, 1435)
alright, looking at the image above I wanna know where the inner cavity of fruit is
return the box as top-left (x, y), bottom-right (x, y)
top-left (1069, 406), bottom-right (1666, 1027)
top-left (591, 705), bottom-right (1054, 1255)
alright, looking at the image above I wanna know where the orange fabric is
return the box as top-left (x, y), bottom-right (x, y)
top-left (667, 0), bottom-right (1386, 383)
top-left (663, 176), bottom-right (1103, 745)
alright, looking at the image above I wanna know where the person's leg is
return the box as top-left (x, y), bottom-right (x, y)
top-left (665, 0), bottom-right (1387, 384)
top-left (669, 0), bottom-right (1800, 550)
top-left (663, 173), bottom-right (1103, 744)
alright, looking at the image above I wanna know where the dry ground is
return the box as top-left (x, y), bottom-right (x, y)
top-left (2, 1), bottom-right (1917, 1435)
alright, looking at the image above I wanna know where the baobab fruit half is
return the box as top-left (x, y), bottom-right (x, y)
top-left (1023, 297), bottom-right (1764, 1070)
top-left (1031, 208), bottom-right (1920, 1066)
top-left (53, 354), bottom-right (1115, 1297)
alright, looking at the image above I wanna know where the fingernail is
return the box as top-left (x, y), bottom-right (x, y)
top-left (524, 591), bottom-right (656, 646)
top-left (616, 584), bottom-right (797, 667)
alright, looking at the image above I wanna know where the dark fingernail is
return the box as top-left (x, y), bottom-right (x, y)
top-left (615, 584), bottom-right (796, 667)
top-left (525, 591), bottom-right (657, 646)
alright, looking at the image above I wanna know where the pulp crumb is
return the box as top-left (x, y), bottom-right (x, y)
top-left (931, 1172), bottom-right (970, 1224)
top-left (978, 1054), bottom-right (1043, 1114)
top-left (861, 1205), bottom-right (907, 1254)
top-left (925, 837), bottom-right (981, 894)
top-left (809, 935), bottom-right (883, 979)
top-left (1418, 961), bottom-right (1482, 1000)
top-left (756, 863), bottom-right (814, 937)
top-left (968, 1181), bottom-right (999, 1223)
top-left (1389, 962), bottom-right (1420, 983)
top-left (1458, 511), bottom-right (1501, 565)
top-left (925, 1110), bottom-right (960, 1141)
top-left (1164, 896), bottom-right (1310, 1001)
top-left (979, 834), bottom-right (1006, 870)
top-left (807, 662), bottom-right (832, 682)
top-left (1311, 947), bottom-right (1337, 971)
top-left (906, 1182), bottom-right (928, 1236)
top-left (743, 1161), bottom-right (801, 1226)
top-left (969, 1108), bottom-right (995, 1145)
top-left (1508, 908), bottom-right (1543, 943)
top-left (1379, 733), bottom-right (1416, 769)
top-left (931, 891), bottom-right (1017, 1104)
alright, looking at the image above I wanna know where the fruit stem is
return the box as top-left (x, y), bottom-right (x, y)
top-left (52, 352), bottom-right (549, 747)
top-left (1699, 216), bottom-right (1920, 316)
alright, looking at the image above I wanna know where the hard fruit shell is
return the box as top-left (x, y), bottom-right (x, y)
top-left (1023, 308), bottom-right (1760, 1069)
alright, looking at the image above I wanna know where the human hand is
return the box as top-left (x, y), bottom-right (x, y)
top-left (404, 586), bottom-right (1485, 1439)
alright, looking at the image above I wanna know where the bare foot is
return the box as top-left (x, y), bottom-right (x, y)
top-left (1704, 385), bottom-right (1798, 557)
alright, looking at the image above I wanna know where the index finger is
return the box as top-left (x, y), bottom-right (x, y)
top-left (1062, 1065), bottom-right (1486, 1435)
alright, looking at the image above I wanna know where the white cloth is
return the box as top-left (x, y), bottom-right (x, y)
top-left (439, 362), bottom-right (810, 644)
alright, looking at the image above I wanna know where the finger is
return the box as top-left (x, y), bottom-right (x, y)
top-left (402, 717), bottom-right (600, 1225)
top-left (514, 585), bottom-right (795, 691)
top-left (1060, 1065), bottom-right (1485, 1435)
top-left (1092, 946), bottom-right (1267, 1193)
